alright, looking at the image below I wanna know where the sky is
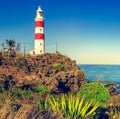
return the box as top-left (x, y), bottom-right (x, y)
top-left (0, 0), bottom-right (120, 64)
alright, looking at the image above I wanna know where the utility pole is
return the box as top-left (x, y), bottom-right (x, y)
top-left (56, 42), bottom-right (58, 53)
top-left (23, 43), bottom-right (26, 57)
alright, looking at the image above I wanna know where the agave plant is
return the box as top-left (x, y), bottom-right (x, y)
top-left (46, 95), bottom-right (60, 111)
top-left (45, 94), bottom-right (99, 119)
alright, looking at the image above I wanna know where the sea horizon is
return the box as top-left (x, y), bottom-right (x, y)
top-left (78, 64), bottom-right (120, 89)
top-left (78, 64), bottom-right (120, 65)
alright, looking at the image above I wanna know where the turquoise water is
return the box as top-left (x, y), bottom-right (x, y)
top-left (79, 65), bottom-right (120, 89)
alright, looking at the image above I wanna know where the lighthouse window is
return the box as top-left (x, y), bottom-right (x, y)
top-left (40, 43), bottom-right (42, 46)
top-left (40, 13), bottom-right (42, 16)
top-left (40, 50), bottom-right (42, 53)
top-left (40, 29), bottom-right (42, 31)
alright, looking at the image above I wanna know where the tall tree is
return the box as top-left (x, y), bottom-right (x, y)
top-left (6, 39), bottom-right (16, 57)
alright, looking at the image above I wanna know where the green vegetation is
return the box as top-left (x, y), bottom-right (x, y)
top-left (10, 87), bottom-right (34, 100)
top-left (0, 84), bottom-right (5, 92)
top-left (77, 82), bottom-right (110, 106)
top-left (108, 104), bottom-right (120, 119)
top-left (16, 52), bottom-right (23, 57)
top-left (34, 85), bottom-right (49, 95)
top-left (45, 94), bottom-right (99, 119)
top-left (6, 39), bottom-right (16, 57)
top-left (0, 83), bottom-right (101, 119)
top-left (0, 39), bottom-right (22, 57)
top-left (52, 62), bottom-right (61, 68)
top-left (0, 81), bottom-right (117, 118)
top-left (0, 84), bottom-right (48, 104)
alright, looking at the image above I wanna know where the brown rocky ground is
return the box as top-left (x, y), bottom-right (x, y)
top-left (0, 104), bottom-right (64, 119)
top-left (0, 53), bottom-right (87, 93)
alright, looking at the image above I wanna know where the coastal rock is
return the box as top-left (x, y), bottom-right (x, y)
top-left (107, 94), bottom-right (120, 106)
top-left (0, 53), bottom-right (87, 93)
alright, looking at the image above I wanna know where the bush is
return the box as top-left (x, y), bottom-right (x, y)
top-left (0, 84), bottom-right (5, 92)
top-left (52, 63), bottom-right (61, 68)
top-left (77, 82), bottom-right (110, 106)
top-left (34, 85), bottom-right (48, 95)
top-left (16, 52), bottom-right (23, 57)
top-left (11, 87), bottom-right (33, 99)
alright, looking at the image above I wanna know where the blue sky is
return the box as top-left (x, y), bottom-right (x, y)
top-left (0, 0), bottom-right (120, 64)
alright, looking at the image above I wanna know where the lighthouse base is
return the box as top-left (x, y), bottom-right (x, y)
top-left (29, 49), bottom-right (45, 55)
top-left (34, 40), bottom-right (44, 54)
top-left (29, 40), bottom-right (44, 55)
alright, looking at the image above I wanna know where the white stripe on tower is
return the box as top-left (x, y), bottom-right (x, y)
top-left (34, 6), bottom-right (45, 54)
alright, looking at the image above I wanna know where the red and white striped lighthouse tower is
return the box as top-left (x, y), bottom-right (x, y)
top-left (34, 6), bottom-right (45, 54)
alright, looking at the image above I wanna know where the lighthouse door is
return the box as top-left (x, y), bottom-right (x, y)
top-left (33, 51), bottom-right (35, 55)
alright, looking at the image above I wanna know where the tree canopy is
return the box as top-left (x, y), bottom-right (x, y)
top-left (6, 39), bottom-right (16, 57)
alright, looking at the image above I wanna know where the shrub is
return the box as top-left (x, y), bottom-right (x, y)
top-left (23, 89), bottom-right (34, 99)
top-left (34, 85), bottom-right (48, 95)
top-left (45, 94), bottom-right (99, 118)
top-left (52, 63), bottom-right (61, 68)
top-left (77, 82), bottom-right (110, 106)
top-left (0, 84), bottom-right (5, 92)
top-left (11, 87), bottom-right (33, 100)
top-left (16, 52), bottom-right (23, 57)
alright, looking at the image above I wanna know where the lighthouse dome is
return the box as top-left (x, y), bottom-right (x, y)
top-left (37, 6), bottom-right (42, 12)
top-left (36, 6), bottom-right (43, 19)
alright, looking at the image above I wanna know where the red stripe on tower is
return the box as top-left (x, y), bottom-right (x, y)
top-left (35, 21), bottom-right (44, 27)
top-left (35, 33), bottom-right (44, 39)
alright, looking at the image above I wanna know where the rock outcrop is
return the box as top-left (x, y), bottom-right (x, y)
top-left (0, 53), bottom-right (87, 93)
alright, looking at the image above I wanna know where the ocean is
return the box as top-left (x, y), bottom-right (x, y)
top-left (78, 65), bottom-right (120, 89)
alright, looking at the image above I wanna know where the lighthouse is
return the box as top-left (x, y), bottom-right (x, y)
top-left (30, 6), bottom-right (45, 55)
top-left (35, 6), bottom-right (45, 54)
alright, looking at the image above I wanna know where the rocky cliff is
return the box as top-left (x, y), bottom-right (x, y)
top-left (0, 53), bottom-right (86, 93)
